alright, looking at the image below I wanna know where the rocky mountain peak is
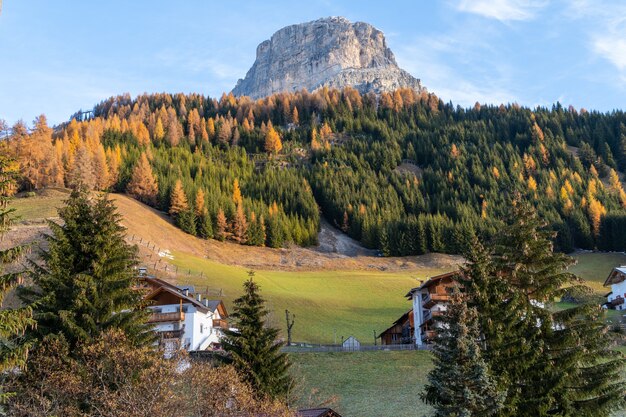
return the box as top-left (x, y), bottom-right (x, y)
top-left (231, 17), bottom-right (424, 99)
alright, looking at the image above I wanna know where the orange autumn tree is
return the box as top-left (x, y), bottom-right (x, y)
top-left (169, 179), bottom-right (189, 216)
top-left (264, 126), bottom-right (282, 155)
top-left (126, 153), bottom-right (158, 206)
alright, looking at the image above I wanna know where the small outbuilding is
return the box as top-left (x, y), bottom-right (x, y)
top-left (342, 336), bottom-right (360, 351)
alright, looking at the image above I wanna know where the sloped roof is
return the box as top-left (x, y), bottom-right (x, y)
top-left (378, 309), bottom-right (413, 338)
top-left (604, 267), bottom-right (626, 287)
top-left (145, 285), bottom-right (209, 313)
top-left (405, 271), bottom-right (460, 298)
top-left (141, 276), bottom-right (227, 317)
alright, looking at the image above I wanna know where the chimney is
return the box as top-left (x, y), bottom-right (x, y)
top-left (203, 299), bottom-right (209, 307)
top-left (182, 289), bottom-right (189, 297)
top-left (196, 293), bottom-right (202, 302)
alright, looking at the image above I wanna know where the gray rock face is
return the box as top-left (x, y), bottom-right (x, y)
top-left (231, 17), bottom-right (423, 99)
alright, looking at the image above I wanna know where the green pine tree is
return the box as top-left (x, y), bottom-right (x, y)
top-left (0, 156), bottom-right (36, 401)
top-left (176, 208), bottom-right (197, 236)
top-left (422, 291), bottom-right (504, 417)
top-left (19, 188), bottom-right (153, 350)
top-left (197, 212), bottom-right (213, 239)
top-left (463, 200), bottom-right (626, 417)
top-left (221, 271), bottom-right (292, 399)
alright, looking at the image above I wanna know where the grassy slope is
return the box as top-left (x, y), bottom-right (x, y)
top-left (570, 252), bottom-right (626, 293)
top-left (11, 189), bottom-right (68, 221)
top-left (170, 251), bottom-right (438, 344)
top-left (291, 351), bottom-right (433, 417)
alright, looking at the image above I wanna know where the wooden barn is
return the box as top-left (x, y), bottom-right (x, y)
top-left (378, 309), bottom-right (414, 345)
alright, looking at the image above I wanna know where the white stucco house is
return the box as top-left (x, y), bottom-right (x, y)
top-left (604, 266), bottom-right (626, 310)
top-left (137, 276), bottom-right (229, 353)
top-left (405, 271), bottom-right (459, 346)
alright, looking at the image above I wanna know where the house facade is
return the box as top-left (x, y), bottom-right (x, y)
top-left (379, 309), bottom-right (414, 345)
top-left (405, 271), bottom-right (459, 345)
top-left (604, 267), bottom-right (626, 310)
top-left (136, 276), bottom-right (228, 353)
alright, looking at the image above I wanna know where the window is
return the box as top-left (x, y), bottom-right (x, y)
top-left (200, 324), bottom-right (204, 334)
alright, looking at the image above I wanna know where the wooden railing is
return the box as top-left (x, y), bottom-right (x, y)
top-left (149, 311), bottom-right (185, 323)
top-left (213, 319), bottom-right (228, 329)
top-left (158, 327), bottom-right (185, 339)
top-left (422, 293), bottom-right (449, 308)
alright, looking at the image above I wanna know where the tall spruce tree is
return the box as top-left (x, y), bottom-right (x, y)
top-left (0, 156), bottom-right (35, 401)
top-left (19, 188), bottom-right (153, 349)
top-left (422, 291), bottom-right (504, 417)
top-left (222, 271), bottom-right (292, 400)
top-left (462, 200), bottom-right (626, 417)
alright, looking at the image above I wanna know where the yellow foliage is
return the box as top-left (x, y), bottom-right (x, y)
top-left (264, 126), bottom-right (283, 154)
top-left (233, 178), bottom-right (243, 206)
top-left (450, 144), bottom-right (459, 158)
top-left (588, 198), bottom-right (606, 237)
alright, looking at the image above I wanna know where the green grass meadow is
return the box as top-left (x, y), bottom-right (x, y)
top-left (570, 251), bottom-right (626, 293)
top-left (170, 251), bottom-right (442, 344)
top-left (291, 350), bottom-right (433, 417)
top-left (10, 189), bottom-right (68, 221)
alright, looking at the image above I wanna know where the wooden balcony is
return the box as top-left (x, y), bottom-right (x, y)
top-left (422, 309), bottom-right (444, 323)
top-left (609, 297), bottom-right (625, 308)
top-left (422, 293), bottom-right (450, 309)
top-left (213, 319), bottom-right (228, 329)
top-left (421, 329), bottom-right (436, 342)
top-left (149, 311), bottom-right (185, 323)
top-left (158, 327), bottom-right (185, 339)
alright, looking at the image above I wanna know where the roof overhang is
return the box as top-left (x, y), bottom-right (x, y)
top-left (604, 267), bottom-right (626, 287)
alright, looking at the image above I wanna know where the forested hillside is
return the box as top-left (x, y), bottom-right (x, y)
top-left (4, 87), bottom-right (626, 254)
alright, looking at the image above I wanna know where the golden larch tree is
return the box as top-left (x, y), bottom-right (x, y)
top-left (264, 126), bottom-right (282, 154)
top-left (154, 117), bottom-right (165, 141)
top-left (194, 188), bottom-right (206, 217)
top-left (215, 208), bottom-right (228, 241)
top-left (126, 152), bottom-right (158, 206)
top-left (169, 179), bottom-right (189, 216)
top-left (233, 179), bottom-right (243, 206)
top-left (588, 198), bottom-right (606, 237)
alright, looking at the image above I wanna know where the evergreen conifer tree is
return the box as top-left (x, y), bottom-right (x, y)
top-left (0, 156), bottom-right (35, 400)
top-left (176, 208), bottom-right (197, 236)
top-left (19, 188), bottom-right (153, 350)
top-left (222, 271), bottom-right (292, 400)
top-left (198, 213), bottom-right (213, 239)
top-left (422, 291), bottom-right (504, 417)
top-left (462, 200), bottom-right (626, 417)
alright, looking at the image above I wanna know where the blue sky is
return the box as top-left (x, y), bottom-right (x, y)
top-left (1, 0), bottom-right (625, 126)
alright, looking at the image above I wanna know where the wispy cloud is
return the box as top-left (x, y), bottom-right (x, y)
top-left (593, 33), bottom-right (626, 71)
top-left (454, 0), bottom-right (546, 22)
top-left (395, 34), bottom-right (519, 107)
top-left (564, 1), bottom-right (626, 81)
top-left (155, 49), bottom-right (247, 80)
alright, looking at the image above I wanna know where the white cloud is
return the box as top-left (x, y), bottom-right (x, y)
top-left (564, 2), bottom-right (626, 77)
top-left (455, 0), bottom-right (546, 22)
top-left (593, 34), bottom-right (626, 71)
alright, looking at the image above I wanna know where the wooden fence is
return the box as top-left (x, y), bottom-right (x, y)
top-left (282, 343), bottom-right (430, 353)
top-left (126, 234), bottom-right (226, 297)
